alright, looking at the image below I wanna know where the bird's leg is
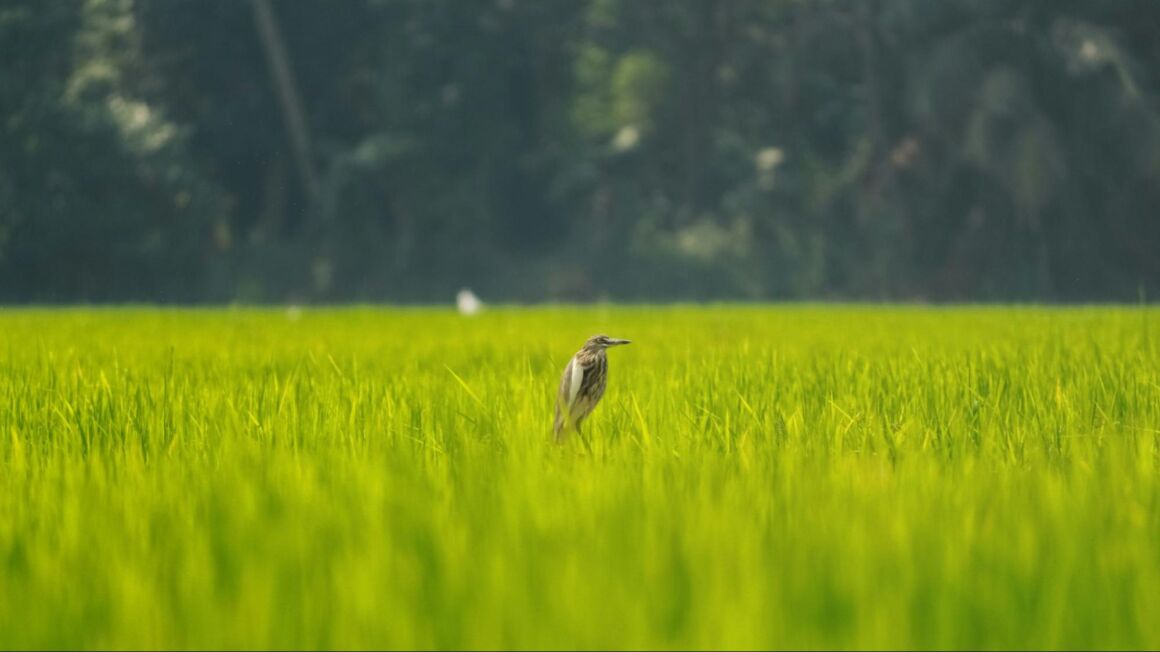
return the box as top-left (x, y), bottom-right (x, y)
top-left (574, 421), bottom-right (593, 454)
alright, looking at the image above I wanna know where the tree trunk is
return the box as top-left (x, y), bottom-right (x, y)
top-left (250, 0), bottom-right (320, 211)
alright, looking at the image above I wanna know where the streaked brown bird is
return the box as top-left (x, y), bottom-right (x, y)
top-left (554, 334), bottom-right (632, 442)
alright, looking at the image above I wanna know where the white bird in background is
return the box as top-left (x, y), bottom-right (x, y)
top-left (457, 288), bottom-right (483, 316)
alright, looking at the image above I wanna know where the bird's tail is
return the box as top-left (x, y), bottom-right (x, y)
top-left (553, 404), bottom-right (572, 442)
top-left (553, 410), bottom-right (566, 442)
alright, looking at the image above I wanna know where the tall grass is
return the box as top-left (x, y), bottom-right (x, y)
top-left (1, 306), bottom-right (1157, 649)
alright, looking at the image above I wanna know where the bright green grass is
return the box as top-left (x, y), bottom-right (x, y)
top-left (1, 305), bottom-right (1158, 650)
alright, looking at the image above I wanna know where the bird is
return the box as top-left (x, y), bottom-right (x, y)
top-left (456, 288), bottom-right (483, 315)
top-left (554, 334), bottom-right (632, 442)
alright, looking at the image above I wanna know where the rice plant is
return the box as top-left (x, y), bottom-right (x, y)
top-left (1, 305), bottom-right (1157, 649)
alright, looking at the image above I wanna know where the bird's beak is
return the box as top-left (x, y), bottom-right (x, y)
top-left (608, 338), bottom-right (632, 346)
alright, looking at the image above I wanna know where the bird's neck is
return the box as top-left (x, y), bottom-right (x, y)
top-left (577, 347), bottom-right (605, 363)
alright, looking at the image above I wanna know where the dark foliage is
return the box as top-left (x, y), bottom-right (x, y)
top-left (2, 0), bottom-right (1158, 303)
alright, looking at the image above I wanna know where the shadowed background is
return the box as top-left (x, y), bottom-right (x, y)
top-left (2, 0), bottom-right (1159, 303)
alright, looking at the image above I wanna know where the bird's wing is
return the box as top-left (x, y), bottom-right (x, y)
top-left (557, 354), bottom-right (590, 415)
top-left (555, 357), bottom-right (577, 435)
top-left (567, 356), bottom-right (585, 406)
top-left (557, 357), bottom-right (579, 409)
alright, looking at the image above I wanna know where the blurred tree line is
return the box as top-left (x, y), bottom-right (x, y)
top-left (2, 0), bottom-right (1158, 303)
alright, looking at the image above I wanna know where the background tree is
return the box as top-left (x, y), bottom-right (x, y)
top-left (2, 0), bottom-right (1158, 303)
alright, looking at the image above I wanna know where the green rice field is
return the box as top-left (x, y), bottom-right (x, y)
top-left (1, 306), bottom-right (1158, 649)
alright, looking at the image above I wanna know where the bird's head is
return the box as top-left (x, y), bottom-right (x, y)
top-left (585, 334), bottom-right (632, 350)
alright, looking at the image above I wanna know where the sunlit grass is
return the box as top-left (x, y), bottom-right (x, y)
top-left (1, 305), bottom-right (1158, 649)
